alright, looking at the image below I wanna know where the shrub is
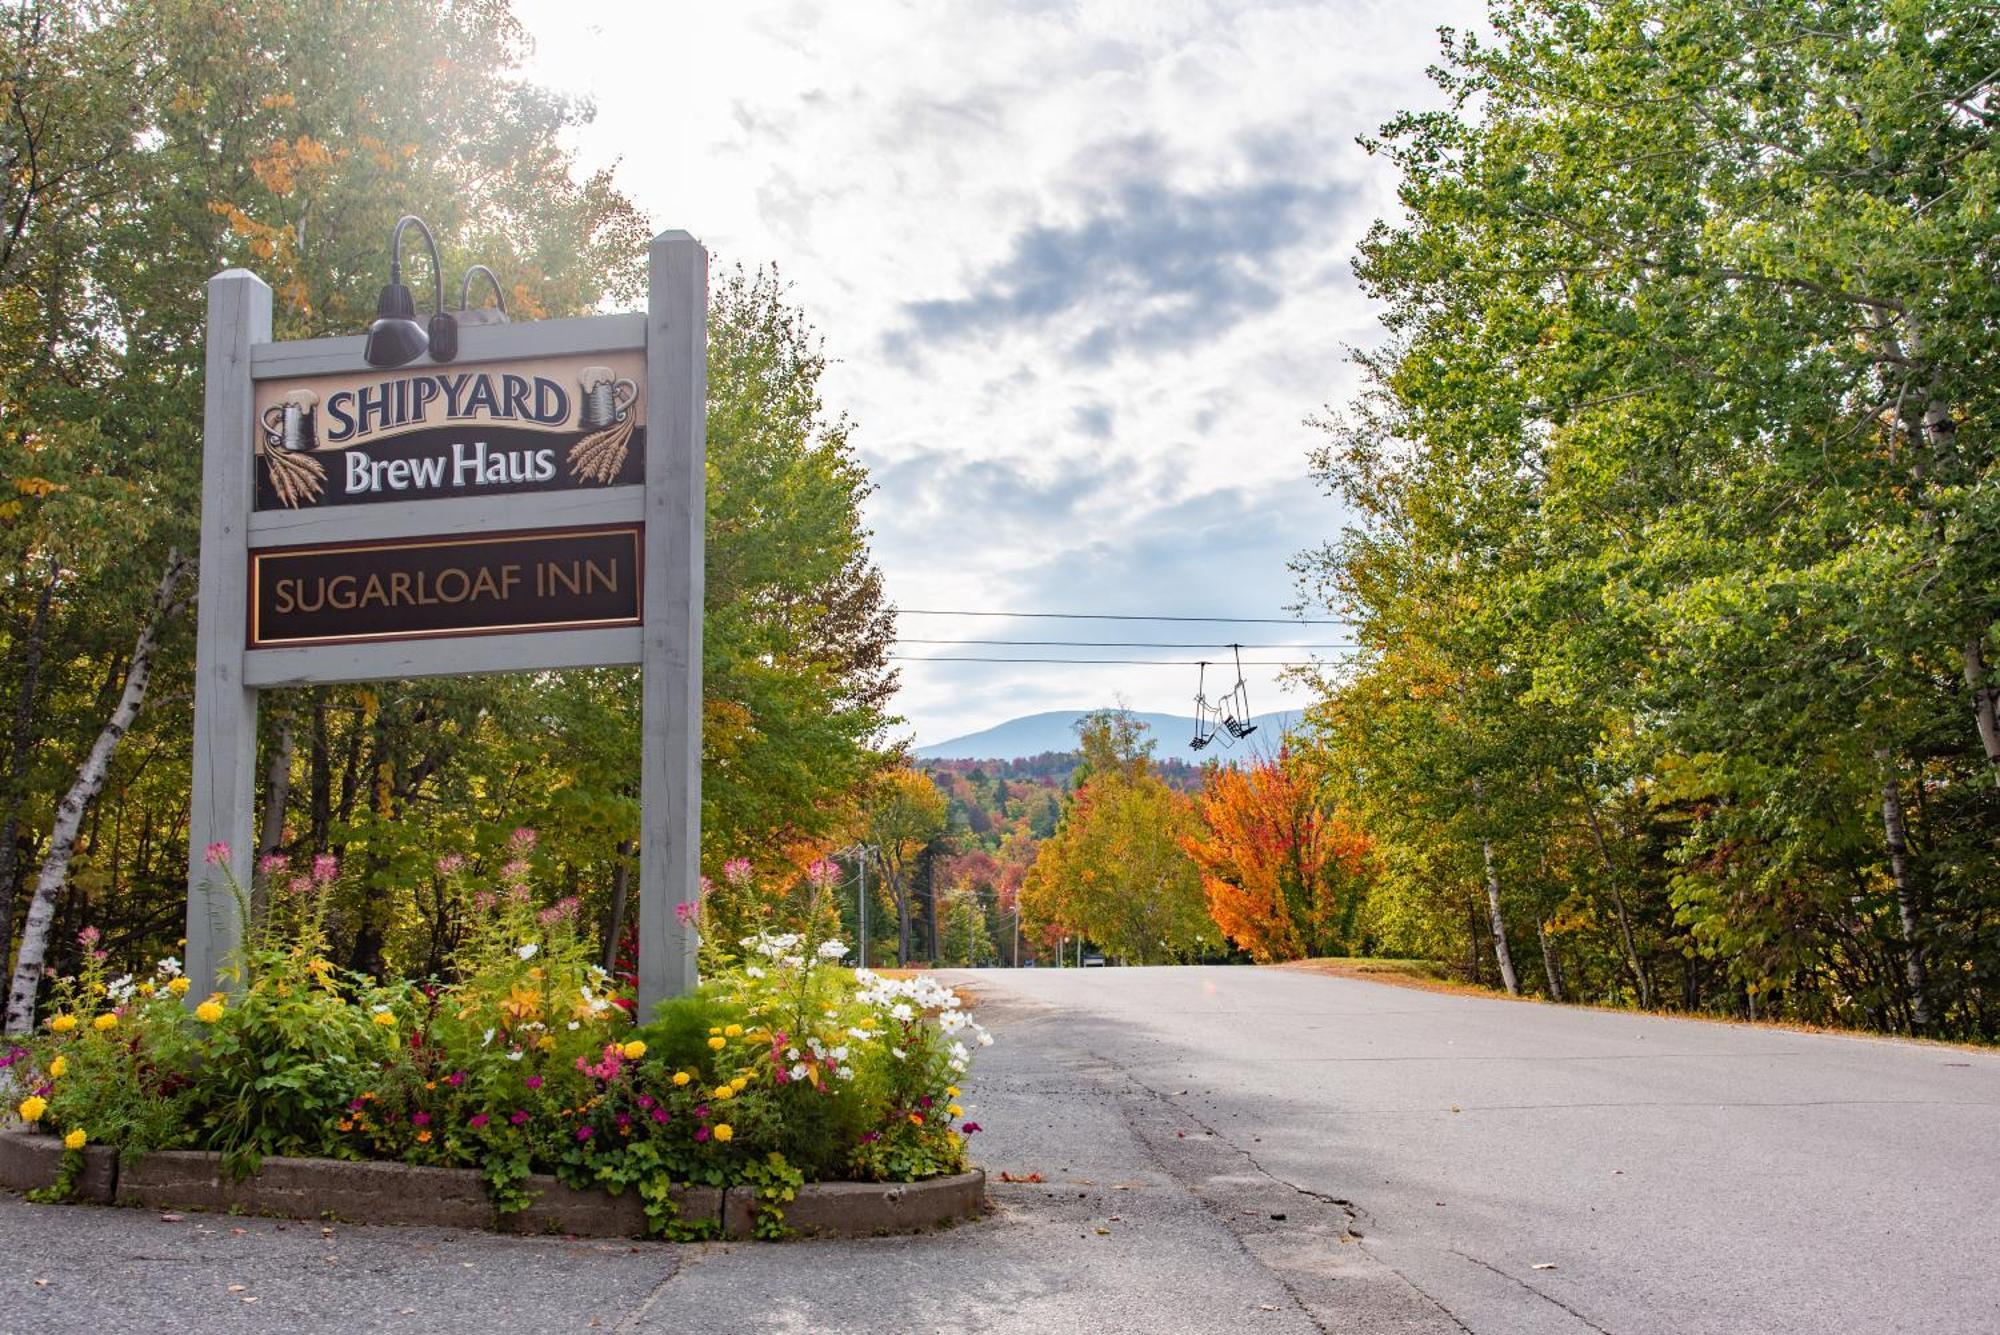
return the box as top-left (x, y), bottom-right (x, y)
top-left (6, 835), bottom-right (991, 1237)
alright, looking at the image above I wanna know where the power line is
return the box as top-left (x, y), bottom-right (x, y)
top-left (897, 608), bottom-right (1344, 626)
top-left (894, 637), bottom-right (1360, 650)
top-left (887, 654), bottom-right (1347, 667)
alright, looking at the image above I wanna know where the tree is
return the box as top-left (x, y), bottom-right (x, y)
top-left (1181, 751), bottom-right (1371, 963)
top-left (1298, 0), bottom-right (2000, 1035)
top-left (1021, 712), bottom-right (1209, 964)
top-left (864, 767), bottom-right (947, 965)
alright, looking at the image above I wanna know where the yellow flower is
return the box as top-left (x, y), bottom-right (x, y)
top-left (907, 1113), bottom-right (924, 1127)
top-left (730, 1076), bottom-right (749, 1092)
top-left (167, 978), bottom-right (190, 996)
top-left (18, 1096), bottom-right (47, 1122)
top-left (536, 1035), bottom-right (555, 1052)
top-left (948, 1104), bottom-right (964, 1118)
top-left (621, 1040), bottom-right (647, 1061)
top-left (712, 1084), bottom-right (733, 1100)
top-left (707, 1036), bottom-right (726, 1051)
top-left (945, 1086), bottom-right (960, 1098)
top-left (195, 1000), bottom-right (225, 1024)
top-left (708, 1026), bottom-right (722, 1036)
top-left (48, 1014), bottom-right (77, 1033)
top-left (712, 1123), bottom-right (733, 1143)
top-left (138, 982), bottom-right (156, 998)
top-left (672, 1071), bottom-right (691, 1087)
top-left (47, 1056), bottom-right (67, 1079)
top-left (63, 1129), bottom-right (86, 1150)
top-left (91, 1013), bottom-right (117, 1032)
top-left (723, 1024), bottom-right (742, 1038)
top-left (371, 1010), bottom-right (396, 1028)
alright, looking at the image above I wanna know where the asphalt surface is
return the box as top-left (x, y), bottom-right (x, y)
top-left (1, 966), bottom-right (1995, 1333)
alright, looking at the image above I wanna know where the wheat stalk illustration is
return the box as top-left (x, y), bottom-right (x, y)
top-left (261, 446), bottom-right (327, 508)
top-left (567, 414), bottom-right (636, 485)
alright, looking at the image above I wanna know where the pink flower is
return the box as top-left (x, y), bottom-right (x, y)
top-left (203, 841), bottom-right (231, 866)
top-left (312, 854), bottom-right (339, 885)
top-left (288, 875), bottom-right (311, 896)
top-left (411, 1112), bottom-right (431, 1127)
top-left (960, 1122), bottom-right (982, 1134)
top-left (445, 1071), bottom-right (466, 1087)
top-left (806, 858), bottom-right (840, 890)
top-left (650, 1107), bottom-right (670, 1124)
top-left (509, 1110), bottom-right (530, 1126)
top-left (258, 853), bottom-right (288, 875)
top-left (694, 1126), bottom-right (710, 1143)
top-left (636, 1095), bottom-right (654, 1110)
top-left (468, 1113), bottom-right (490, 1129)
top-left (722, 858), bottom-right (753, 887)
top-left (502, 859), bottom-right (530, 883)
top-left (698, 875), bottom-right (714, 897)
top-left (675, 900), bottom-right (699, 926)
top-left (76, 927), bottom-right (101, 948)
top-left (575, 1125), bottom-right (593, 1142)
top-left (435, 853), bottom-right (466, 875)
top-left (510, 827), bottom-right (538, 852)
top-left (525, 1075), bottom-right (543, 1090)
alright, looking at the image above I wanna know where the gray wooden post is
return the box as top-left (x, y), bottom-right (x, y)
top-left (186, 269), bottom-right (270, 997)
top-left (637, 231), bottom-right (708, 1011)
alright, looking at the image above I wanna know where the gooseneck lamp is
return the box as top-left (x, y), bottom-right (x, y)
top-left (363, 215), bottom-right (458, 368)
top-left (457, 264), bottom-right (510, 327)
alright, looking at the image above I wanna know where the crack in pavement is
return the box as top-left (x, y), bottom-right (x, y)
top-left (1075, 1048), bottom-right (1474, 1334)
top-left (1452, 1251), bottom-right (1613, 1335)
top-left (612, 1253), bottom-right (683, 1334)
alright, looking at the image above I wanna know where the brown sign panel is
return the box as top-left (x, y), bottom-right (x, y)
top-left (252, 351), bottom-right (646, 510)
top-left (249, 526), bottom-right (642, 649)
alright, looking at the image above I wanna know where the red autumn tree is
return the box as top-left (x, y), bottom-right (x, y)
top-left (1181, 751), bottom-right (1372, 962)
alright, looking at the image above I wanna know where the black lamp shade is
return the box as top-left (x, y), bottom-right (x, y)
top-left (364, 281), bottom-right (427, 367)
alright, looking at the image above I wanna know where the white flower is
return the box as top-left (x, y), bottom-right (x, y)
top-left (789, 1062), bottom-right (809, 1081)
top-left (370, 1003), bottom-right (393, 1015)
top-left (975, 1029), bottom-right (995, 1048)
top-left (816, 940), bottom-right (850, 960)
top-left (155, 956), bottom-right (183, 978)
top-left (105, 974), bottom-right (136, 1003)
top-left (786, 1047), bottom-right (801, 1060)
top-left (566, 1021), bottom-right (581, 1031)
top-left (482, 1027), bottom-right (496, 1048)
top-left (891, 1047), bottom-right (907, 1061)
top-left (835, 1066), bottom-right (855, 1081)
top-left (830, 1045), bottom-right (849, 1061)
top-left (949, 1041), bottom-right (970, 1063)
top-left (516, 942), bottom-right (538, 961)
top-left (507, 1049), bottom-right (525, 1062)
top-left (889, 1003), bottom-right (915, 1023)
top-left (846, 1027), bottom-right (874, 1041)
top-left (939, 1010), bottom-right (969, 1034)
top-left (745, 966), bottom-right (765, 979)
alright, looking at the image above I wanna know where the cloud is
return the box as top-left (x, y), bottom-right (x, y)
top-left (888, 174), bottom-right (1359, 365)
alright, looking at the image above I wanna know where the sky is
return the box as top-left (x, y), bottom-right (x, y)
top-left (510, 0), bottom-right (1485, 747)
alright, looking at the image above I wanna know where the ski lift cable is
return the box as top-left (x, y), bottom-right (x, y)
top-left (893, 637), bottom-right (1359, 649)
top-left (896, 608), bottom-right (1346, 626)
top-left (885, 655), bottom-right (1345, 666)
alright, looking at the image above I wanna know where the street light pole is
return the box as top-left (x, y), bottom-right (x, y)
top-left (839, 844), bottom-right (877, 970)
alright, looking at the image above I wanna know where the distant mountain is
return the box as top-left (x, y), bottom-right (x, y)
top-left (915, 709), bottom-right (1304, 761)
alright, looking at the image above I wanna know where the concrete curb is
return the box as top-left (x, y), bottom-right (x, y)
top-left (0, 1131), bottom-right (983, 1239)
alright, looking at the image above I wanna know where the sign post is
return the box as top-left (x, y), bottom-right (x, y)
top-left (186, 229), bottom-right (708, 1014)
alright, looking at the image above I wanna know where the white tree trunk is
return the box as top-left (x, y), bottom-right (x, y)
top-left (4, 556), bottom-right (188, 1035)
top-left (1481, 837), bottom-right (1520, 995)
top-left (1874, 747), bottom-right (1930, 1030)
top-left (1964, 636), bottom-right (2000, 791)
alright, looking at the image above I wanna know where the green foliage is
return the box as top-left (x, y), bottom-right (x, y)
top-left (12, 842), bottom-right (992, 1233)
top-left (1296, 0), bottom-right (2000, 1035)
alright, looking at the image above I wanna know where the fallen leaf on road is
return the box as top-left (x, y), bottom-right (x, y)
top-left (1532, 1263), bottom-right (1557, 1271)
top-left (1258, 1304), bottom-right (1280, 1311)
top-left (1094, 1227), bottom-right (1111, 1235)
top-left (159, 1213), bottom-right (182, 1223)
top-left (227, 1285), bottom-right (247, 1293)
top-left (241, 1297), bottom-right (259, 1305)
top-left (230, 1227), bottom-right (247, 1236)
top-left (998, 1171), bottom-right (1044, 1183)
top-left (33, 1278), bottom-right (48, 1287)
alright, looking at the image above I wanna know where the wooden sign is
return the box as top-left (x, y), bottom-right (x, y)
top-left (253, 350), bottom-right (645, 510)
top-left (188, 231), bottom-right (708, 1020)
top-left (248, 526), bottom-right (642, 648)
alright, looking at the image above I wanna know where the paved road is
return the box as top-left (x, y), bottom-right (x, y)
top-left (0, 966), bottom-right (1994, 1333)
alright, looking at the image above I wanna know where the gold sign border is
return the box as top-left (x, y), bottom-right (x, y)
top-left (247, 524), bottom-right (644, 650)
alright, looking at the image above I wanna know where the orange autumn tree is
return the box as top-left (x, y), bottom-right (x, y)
top-left (1181, 751), bottom-right (1372, 962)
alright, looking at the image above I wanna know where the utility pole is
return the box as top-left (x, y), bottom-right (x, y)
top-left (839, 844), bottom-right (877, 969)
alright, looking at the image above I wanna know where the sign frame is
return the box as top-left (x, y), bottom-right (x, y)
top-left (186, 231), bottom-right (707, 1013)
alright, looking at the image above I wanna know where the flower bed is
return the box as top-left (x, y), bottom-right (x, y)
top-left (2, 839), bottom-right (990, 1240)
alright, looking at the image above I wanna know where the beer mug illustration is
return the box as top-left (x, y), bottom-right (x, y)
top-left (577, 366), bottom-right (637, 428)
top-left (261, 388), bottom-right (320, 452)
